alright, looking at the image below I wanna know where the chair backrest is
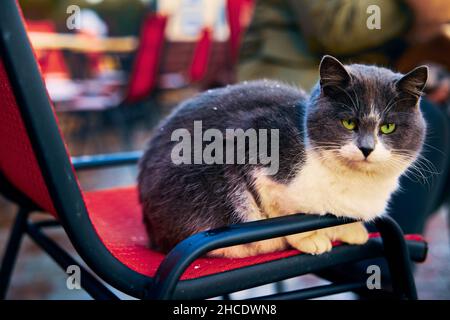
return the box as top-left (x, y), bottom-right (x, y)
top-left (125, 12), bottom-right (168, 103)
top-left (0, 0), bottom-right (92, 222)
top-left (0, 7), bottom-right (76, 216)
top-left (188, 27), bottom-right (212, 82)
top-left (0, 58), bottom-right (57, 215)
top-left (226, 0), bottom-right (254, 63)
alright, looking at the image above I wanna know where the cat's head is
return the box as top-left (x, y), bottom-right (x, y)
top-left (306, 55), bottom-right (427, 175)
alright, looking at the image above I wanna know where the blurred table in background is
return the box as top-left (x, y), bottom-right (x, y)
top-left (28, 32), bottom-right (133, 111)
top-left (28, 32), bottom-right (138, 53)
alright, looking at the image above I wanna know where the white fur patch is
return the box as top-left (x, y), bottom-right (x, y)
top-left (254, 151), bottom-right (403, 221)
top-left (339, 141), bottom-right (391, 163)
top-left (340, 143), bottom-right (365, 161)
top-left (367, 141), bottom-right (391, 162)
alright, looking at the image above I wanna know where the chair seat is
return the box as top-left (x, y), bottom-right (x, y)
top-left (83, 186), bottom-right (426, 281)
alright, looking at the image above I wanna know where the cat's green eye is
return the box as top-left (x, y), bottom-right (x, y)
top-left (380, 123), bottom-right (396, 134)
top-left (341, 119), bottom-right (356, 130)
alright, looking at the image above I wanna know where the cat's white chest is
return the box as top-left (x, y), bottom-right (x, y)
top-left (283, 154), bottom-right (400, 220)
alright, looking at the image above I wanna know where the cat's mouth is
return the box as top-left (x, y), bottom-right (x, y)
top-left (321, 149), bottom-right (388, 173)
top-left (333, 151), bottom-right (412, 175)
top-left (313, 147), bottom-right (412, 175)
top-left (339, 156), bottom-right (377, 169)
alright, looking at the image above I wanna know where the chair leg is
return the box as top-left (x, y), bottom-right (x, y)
top-left (375, 216), bottom-right (418, 300)
top-left (0, 207), bottom-right (29, 299)
top-left (26, 223), bottom-right (119, 300)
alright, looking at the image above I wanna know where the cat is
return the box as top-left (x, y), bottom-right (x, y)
top-left (138, 55), bottom-right (427, 258)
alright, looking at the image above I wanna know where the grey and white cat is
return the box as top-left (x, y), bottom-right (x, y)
top-left (138, 55), bottom-right (427, 257)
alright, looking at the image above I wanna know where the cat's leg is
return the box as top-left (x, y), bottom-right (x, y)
top-left (207, 184), bottom-right (288, 258)
top-left (285, 230), bottom-right (333, 255)
top-left (332, 221), bottom-right (369, 245)
top-left (209, 223), bottom-right (367, 257)
top-left (285, 222), bottom-right (368, 255)
top-left (255, 173), bottom-right (333, 255)
top-left (208, 245), bottom-right (256, 258)
top-left (208, 237), bottom-right (287, 258)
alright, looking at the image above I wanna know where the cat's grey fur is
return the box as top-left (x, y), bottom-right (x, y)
top-left (138, 56), bottom-right (427, 257)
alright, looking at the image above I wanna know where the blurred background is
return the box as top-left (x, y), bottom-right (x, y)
top-left (0, 0), bottom-right (449, 299)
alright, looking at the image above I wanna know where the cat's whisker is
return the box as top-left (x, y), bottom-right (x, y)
top-left (351, 86), bottom-right (361, 110)
top-left (382, 93), bottom-right (400, 116)
top-left (406, 164), bottom-right (433, 188)
top-left (308, 145), bottom-right (341, 150)
top-left (421, 142), bottom-right (445, 155)
top-left (382, 97), bottom-right (413, 115)
top-left (318, 81), bottom-right (358, 112)
top-left (383, 94), bottom-right (398, 113)
top-left (391, 151), bottom-right (439, 188)
top-left (387, 157), bottom-right (427, 184)
top-left (395, 153), bottom-right (439, 174)
top-left (393, 151), bottom-right (439, 174)
top-left (332, 85), bottom-right (359, 111)
top-left (333, 102), bottom-right (355, 112)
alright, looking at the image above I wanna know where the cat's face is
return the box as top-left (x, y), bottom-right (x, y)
top-left (306, 55), bottom-right (427, 175)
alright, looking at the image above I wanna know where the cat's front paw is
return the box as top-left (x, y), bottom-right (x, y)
top-left (338, 222), bottom-right (369, 245)
top-left (287, 233), bottom-right (332, 255)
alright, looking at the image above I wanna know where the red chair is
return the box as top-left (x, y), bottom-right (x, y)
top-left (226, 0), bottom-right (255, 63)
top-left (189, 27), bottom-right (213, 82)
top-left (125, 13), bottom-right (168, 103)
top-left (0, 0), bottom-right (427, 300)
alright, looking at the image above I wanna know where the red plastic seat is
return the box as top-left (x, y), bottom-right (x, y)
top-left (83, 186), bottom-right (425, 280)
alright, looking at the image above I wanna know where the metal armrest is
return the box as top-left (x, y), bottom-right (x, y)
top-left (71, 151), bottom-right (143, 170)
top-left (150, 215), bottom-right (418, 300)
top-left (149, 213), bottom-right (355, 299)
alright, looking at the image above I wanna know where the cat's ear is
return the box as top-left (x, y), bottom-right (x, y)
top-left (319, 55), bottom-right (351, 95)
top-left (395, 66), bottom-right (428, 98)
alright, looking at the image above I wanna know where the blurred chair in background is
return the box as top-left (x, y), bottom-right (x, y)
top-left (125, 13), bottom-right (168, 103)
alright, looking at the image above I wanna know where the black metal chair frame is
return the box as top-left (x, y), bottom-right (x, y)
top-left (0, 0), bottom-right (426, 300)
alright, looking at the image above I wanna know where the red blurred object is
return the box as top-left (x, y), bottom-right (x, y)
top-left (189, 27), bottom-right (213, 82)
top-left (125, 13), bottom-right (168, 103)
top-left (0, 60), bottom-right (57, 215)
top-left (25, 20), bottom-right (69, 78)
top-left (226, 0), bottom-right (254, 62)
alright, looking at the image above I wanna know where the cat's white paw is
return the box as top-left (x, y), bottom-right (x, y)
top-left (289, 233), bottom-right (332, 255)
top-left (338, 222), bottom-right (369, 245)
